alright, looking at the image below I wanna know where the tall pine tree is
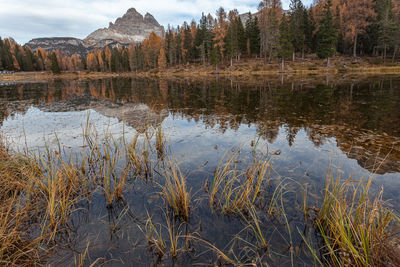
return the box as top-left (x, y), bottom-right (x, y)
top-left (225, 10), bottom-right (246, 64)
top-left (289, 0), bottom-right (306, 60)
top-left (279, 14), bottom-right (294, 69)
top-left (316, 0), bottom-right (337, 66)
top-left (245, 12), bottom-right (261, 57)
top-left (376, 0), bottom-right (399, 61)
top-left (49, 52), bottom-right (61, 74)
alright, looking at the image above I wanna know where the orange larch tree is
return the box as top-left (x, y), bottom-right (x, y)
top-left (342, 0), bottom-right (376, 57)
top-left (158, 46), bottom-right (167, 69)
top-left (142, 32), bottom-right (162, 68)
top-left (213, 7), bottom-right (228, 60)
top-left (95, 50), bottom-right (104, 71)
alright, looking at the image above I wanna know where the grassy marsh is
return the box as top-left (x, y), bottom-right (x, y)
top-left (0, 119), bottom-right (399, 266)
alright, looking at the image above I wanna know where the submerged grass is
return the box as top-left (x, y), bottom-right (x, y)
top-left (208, 151), bottom-right (271, 215)
top-left (155, 126), bottom-right (165, 158)
top-left (307, 167), bottom-right (400, 267)
top-left (141, 213), bottom-right (167, 258)
top-left (240, 204), bottom-right (269, 250)
top-left (140, 211), bottom-right (189, 261)
top-left (161, 160), bottom-right (191, 221)
top-left (126, 130), bottom-right (153, 179)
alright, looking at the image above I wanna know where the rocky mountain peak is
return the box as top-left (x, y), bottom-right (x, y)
top-left (26, 8), bottom-right (164, 53)
top-left (127, 7), bottom-right (139, 14)
top-left (144, 13), bottom-right (160, 26)
top-left (84, 8), bottom-right (164, 48)
top-left (115, 8), bottom-right (144, 25)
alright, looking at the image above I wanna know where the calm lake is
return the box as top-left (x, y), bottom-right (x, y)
top-left (0, 75), bottom-right (399, 266)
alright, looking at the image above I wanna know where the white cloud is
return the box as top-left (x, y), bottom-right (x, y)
top-left (0, 0), bottom-right (312, 44)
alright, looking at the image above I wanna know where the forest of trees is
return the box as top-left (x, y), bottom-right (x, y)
top-left (1, 0), bottom-right (400, 73)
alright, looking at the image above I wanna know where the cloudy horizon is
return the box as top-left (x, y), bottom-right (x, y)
top-left (0, 0), bottom-right (313, 44)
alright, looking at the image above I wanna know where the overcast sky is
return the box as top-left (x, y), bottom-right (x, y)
top-left (0, 0), bottom-right (313, 44)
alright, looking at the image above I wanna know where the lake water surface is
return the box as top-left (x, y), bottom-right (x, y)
top-left (0, 76), bottom-right (399, 266)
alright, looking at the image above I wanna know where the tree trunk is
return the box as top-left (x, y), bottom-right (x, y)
top-left (281, 58), bottom-right (285, 70)
top-left (350, 83), bottom-right (354, 103)
top-left (327, 57), bottom-right (330, 67)
top-left (353, 32), bottom-right (358, 58)
top-left (302, 48), bottom-right (304, 60)
top-left (268, 47), bottom-right (272, 62)
top-left (292, 50), bottom-right (295, 61)
top-left (384, 44), bottom-right (387, 63)
top-left (393, 45), bottom-right (398, 63)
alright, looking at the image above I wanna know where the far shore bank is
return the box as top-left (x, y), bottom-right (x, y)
top-left (1, 58), bottom-right (400, 83)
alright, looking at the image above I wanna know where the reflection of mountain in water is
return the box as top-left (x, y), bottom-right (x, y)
top-left (0, 76), bottom-right (399, 174)
top-left (37, 97), bottom-right (168, 132)
top-left (94, 103), bottom-right (167, 133)
top-left (0, 80), bottom-right (168, 132)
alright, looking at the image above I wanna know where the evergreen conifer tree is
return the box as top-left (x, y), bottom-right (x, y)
top-left (289, 0), bottom-right (306, 60)
top-left (316, 0), bottom-right (337, 65)
top-left (49, 52), bottom-right (61, 74)
top-left (376, 0), bottom-right (399, 61)
top-left (0, 38), bottom-right (14, 70)
top-left (279, 14), bottom-right (294, 69)
top-left (245, 12), bottom-right (261, 57)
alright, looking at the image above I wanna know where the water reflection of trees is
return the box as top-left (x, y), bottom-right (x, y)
top-left (0, 76), bottom-right (399, 173)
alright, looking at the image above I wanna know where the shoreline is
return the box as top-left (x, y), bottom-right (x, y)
top-left (1, 63), bottom-right (400, 83)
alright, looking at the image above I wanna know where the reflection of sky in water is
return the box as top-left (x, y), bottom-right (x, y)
top-left (1, 107), bottom-right (136, 152)
top-left (3, 105), bottom-right (400, 203)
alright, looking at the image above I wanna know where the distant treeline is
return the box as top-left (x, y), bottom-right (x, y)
top-left (1, 0), bottom-right (400, 73)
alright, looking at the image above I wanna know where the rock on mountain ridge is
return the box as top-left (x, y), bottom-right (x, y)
top-left (84, 8), bottom-right (164, 48)
top-left (25, 8), bottom-right (164, 55)
top-left (26, 37), bottom-right (88, 55)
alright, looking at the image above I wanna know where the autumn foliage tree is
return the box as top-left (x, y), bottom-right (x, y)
top-left (158, 47), bottom-right (167, 69)
top-left (258, 0), bottom-right (283, 61)
top-left (342, 0), bottom-right (376, 57)
top-left (213, 7), bottom-right (228, 61)
top-left (142, 32), bottom-right (163, 69)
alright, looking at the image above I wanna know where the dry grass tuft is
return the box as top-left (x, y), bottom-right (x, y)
top-left (161, 161), bottom-right (191, 221)
top-left (140, 211), bottom-right (190, 260)
top-left (208, 152), bottom-right (271, 215)
top-left (155, 126), bottom-right (165, 158)
top-left (310, 168), bottom-right (400, 267)
top-left (0, 146), bottom-right (43, 265)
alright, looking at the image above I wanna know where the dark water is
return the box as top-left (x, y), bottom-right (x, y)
top-left (0, 76), bottom-right (399, 266)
